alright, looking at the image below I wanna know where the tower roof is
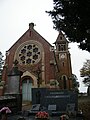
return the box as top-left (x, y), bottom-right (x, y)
top-left (54, 31), bottom-right (68, 44)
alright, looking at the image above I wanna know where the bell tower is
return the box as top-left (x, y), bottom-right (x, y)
top-left (54, 32), bottom-right (73, 89)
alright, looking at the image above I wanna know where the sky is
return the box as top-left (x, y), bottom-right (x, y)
top-left (0, 0), bottom-right (90, 92)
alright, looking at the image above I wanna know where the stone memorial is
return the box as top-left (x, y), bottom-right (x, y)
top-left (31, 88), bottom-right (78, 115)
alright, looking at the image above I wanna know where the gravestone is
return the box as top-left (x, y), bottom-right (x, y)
top-left (31, 88), bottom-right (78, 115)
top-left (7, 66), bottom-right (22, 93)
top-left (0, 93), bottom-right (22, 113)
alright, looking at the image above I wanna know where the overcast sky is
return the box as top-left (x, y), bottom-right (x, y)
top-left (0, 0), bottom-right (90, 92)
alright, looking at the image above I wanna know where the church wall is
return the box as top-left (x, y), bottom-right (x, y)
top-left (2, 25), bottom-right (55, 88)
top-left (2, 23), bottom-right (73, 93)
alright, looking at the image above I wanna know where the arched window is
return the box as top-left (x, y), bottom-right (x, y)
top-left (58, 44), bottom-right (66, 51)
top-left (64, 45), bottom-right (66, 50)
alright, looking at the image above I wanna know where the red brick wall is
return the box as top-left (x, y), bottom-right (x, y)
top-left (2, 27), bottom-right (55, 86)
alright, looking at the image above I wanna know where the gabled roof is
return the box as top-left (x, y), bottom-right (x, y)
top-left (7, 23), bottom-right (52, 52)
top-left (54, 31), bottom-right (69, 44)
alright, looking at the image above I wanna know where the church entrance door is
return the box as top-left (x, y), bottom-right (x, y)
top-left (22, 78), bottom-right (32, 101)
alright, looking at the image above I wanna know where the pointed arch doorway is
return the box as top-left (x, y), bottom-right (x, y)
top-left (22, 76), bottom-right (33, 101)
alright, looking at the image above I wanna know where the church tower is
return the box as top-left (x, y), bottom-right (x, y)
top-left (54, 32), bottom-right (73, 90)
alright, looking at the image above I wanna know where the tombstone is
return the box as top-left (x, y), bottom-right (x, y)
top-left (7, 65), bottom-right (22, 93)
top-left (31, 88), bottom-right (78, 115)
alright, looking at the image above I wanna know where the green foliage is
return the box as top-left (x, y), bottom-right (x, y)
top-left (72, 74), bottom-right (79, 91)
top-left (47, 0), bottom-right (90, 52)
top-left (0, 51), bottom-right (4, 78)
top-left (80, 59), bottom-right (90, 86)
top-left (78, 97), bottom-right (90, 120)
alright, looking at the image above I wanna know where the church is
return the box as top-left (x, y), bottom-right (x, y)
top-left (2, 23), bottom-right (73, 101)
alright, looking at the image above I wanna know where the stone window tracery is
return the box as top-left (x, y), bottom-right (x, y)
top-left (16, 42), bottom-right (41, 65)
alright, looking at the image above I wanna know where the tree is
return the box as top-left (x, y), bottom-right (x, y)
top-left (80, 59), bottom-right (90, 86)
top-left (46, 0), bottom-right (90, 52)
top-left (72, 74), bottom-right (79, 91)
top-left (0, 52), bottom-right (4, 81)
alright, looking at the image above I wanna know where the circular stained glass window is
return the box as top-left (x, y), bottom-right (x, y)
top-left (16, 42), bottom-right (41, 65)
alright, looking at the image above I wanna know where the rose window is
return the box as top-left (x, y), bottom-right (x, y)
top-left (17, 43), bottom-right (41, 65)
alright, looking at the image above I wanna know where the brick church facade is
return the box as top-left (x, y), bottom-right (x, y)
top-left (2, 23), bottom-right (73, 101)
